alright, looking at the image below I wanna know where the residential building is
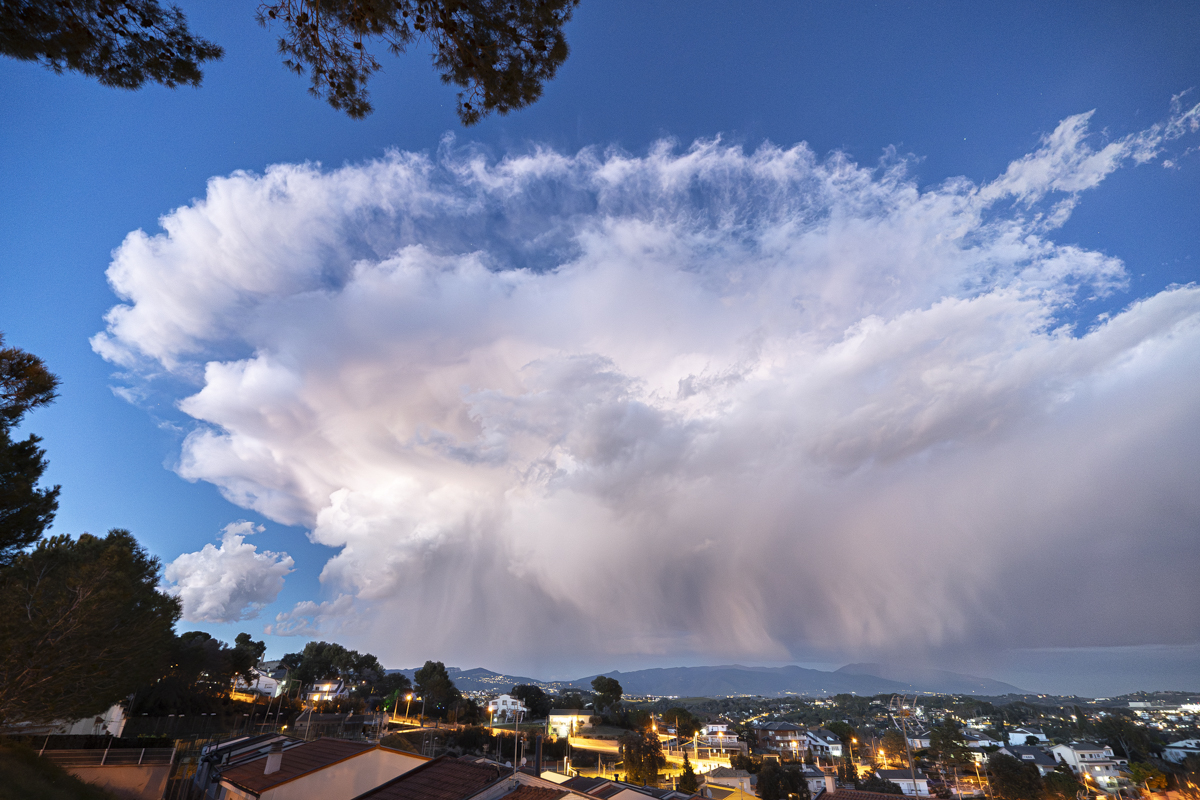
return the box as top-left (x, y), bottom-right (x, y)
top-left (960, 730), bottom-right (1002, 750)
top-left (874, 769), bottom-right (930, 796)
top-left (995, 747), bottom-right (1058, 777)
top-left (807, 729), bottom-right (844, 759)
top-left (1162, 739), bottom-right (1200, 764)
top-left (1006, 727), bottom-right (1048, 745)
top-left (548, 711), bottom-right (593, 739)
top-left (1049, 743), bottom-right (1122, 791)
top-left (216, 738), bottom-right (426, 800)
top-left (306, 679), bottom-right (349, 703)
top-left (753, 721), bottom-right (806, 757)
top-left (350, 755), bottom-right (503, 799)
top-left (907, 731), bottom-right (933, 750)
top-left (488, 695), bottom-right (529, 724)
top-left (704, 767), bottom-right (755, 795)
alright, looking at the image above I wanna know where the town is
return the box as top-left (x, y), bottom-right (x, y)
top-left (3, 634), bottom-right (1198, 800)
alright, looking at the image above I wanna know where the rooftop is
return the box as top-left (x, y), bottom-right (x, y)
top-left (352, 755), bottom-right (504, 800)
top-left (220, 738), bottom-right (377, 795)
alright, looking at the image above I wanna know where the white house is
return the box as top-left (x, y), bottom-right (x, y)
top-left (305, 679), bottom-right (348, 703)
top-left (908, 730), bottom-right (933, 750)
top-left (705, 767), bottom-right (756, 794)
top-left (216, 739), bottom-right (426, 800)
top-left (1050, 742), bottom-right (1122, 791)
top-left (548, 710), bottom-right (593, 738)
top-left (235, 668), bottom-right (282, 698)
top-left (487, 694), bottom-right (528, 723)
top-left (961, 729), bottom-right (1003, 749)
top-left (807, 728), bottom-right (844, 759)
top-left (876, 769), bottom-right (930, 796)
top-left (1007, 727), bottom-right (1048, 745)
top-left (1163, 739), bottom-right (1200, 764)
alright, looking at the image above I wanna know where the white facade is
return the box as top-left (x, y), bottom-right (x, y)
top-left (305, 679), bottom-right (347, 703)
top-left (487, 694), bottom-right (528, 723)
top-left (1050, 743), bottom-right (1122, 790)
top-left (1163, 739), bottom-right (1200, 764)
top-left (806, 729), bottom-right (844, 759)
top-left (548, 710), bottom-right (593, 738)
top-left (877, 769), bottom-right (930, 796)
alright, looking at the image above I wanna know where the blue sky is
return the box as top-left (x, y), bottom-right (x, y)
top-left (3, 1), bottom-right (1199, 696)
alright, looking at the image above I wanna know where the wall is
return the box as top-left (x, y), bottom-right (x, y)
top-left (260, 748), bottom-right (425, 800)
top-left (66, 764), bottom-right (171, 800)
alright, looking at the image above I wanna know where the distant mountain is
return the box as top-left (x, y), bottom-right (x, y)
top-left (835, 663), bottom-right (1027, 695)
top-left (564, 664), bottom-right (914, 697)
top-left (388, 662), bottom-right (1028, 697)
top-left (388, 666), bottom-right (562, 693)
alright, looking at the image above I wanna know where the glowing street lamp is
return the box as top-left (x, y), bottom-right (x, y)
top-left (404, 693), bottom-right (414, 721)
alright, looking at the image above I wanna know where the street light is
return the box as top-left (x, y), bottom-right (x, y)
top-left (404, 693), bottom-right (414, 721)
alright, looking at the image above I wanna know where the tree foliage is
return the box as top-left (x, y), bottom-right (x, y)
top-left (1129, 762), bottom-right (1167, 791)
top-left (987, 753), bottom-right (1044, 800)
top-left (0, 529), bottom-right (180, 724)
top-left (0, 335), bottom-right (60, 565)
top-left (257, 0), bottom-right (578, 122)
top-left (511, 684), bottom-right (551, 718)
top-left (282, 640), bottom-right (384, 686)
top-left (619, 726), bottom-right (664, 786)
top-left (130, 630), bottom-right (256, 714)
top-left (881, 729), bottom-right (909, 763)
top-left (859, 775), bottom-right (905, 795)
top-left (758, 762), bottom-right (813, 800)
top-left (1042, 767), bottom-right (1082, 800)
top-left (591, 675), bottom-right (622, 714)
top-left (663, 706), bottom-right (701, 739)
top-left (678, 752), bottom-right (701, 793)
top-left (413, 659), bottom-right (460, 715)
top-left (0, 0), bottom-right (223, 89)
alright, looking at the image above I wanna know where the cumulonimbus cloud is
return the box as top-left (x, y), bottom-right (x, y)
top-left (163, 522), bottom-right (294, 623)
top-left (99, 96), bottom-right (1200, 673)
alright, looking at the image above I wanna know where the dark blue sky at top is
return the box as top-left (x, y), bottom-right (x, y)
top-left (2, 0), bottom-right (1198, 690)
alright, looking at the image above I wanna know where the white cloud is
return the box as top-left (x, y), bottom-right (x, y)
top-left (265, 594), bottom-right (358, 637)
top-left (100, 101), bottom-right (1200, 673)
top-left (164, 521), bottom-right (294, 622)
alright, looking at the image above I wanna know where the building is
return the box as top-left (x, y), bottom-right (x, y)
top-left (1006, 727), bottom-right (1048, 745)
top-left (807, 729), bottom-right (844, 760)
top-left (995, 747), bottom-right (1058, 777)
top-left (704, 767), bottom-right (755, 794)
top-left (1162, 739), bottom-right (1200, 764)
top-left (1049, 743), bottom-right (1122, 792)
top-left (874, 769), bottom-right (930, 796)
top-left (488, 695), bottom-right (529, 724)
top-left (548, 711), bottom-right (593, 739)
top-left (754, 721), bottom-right (806, 757)
top-left (960, 729), bottom-right (1003, 750)
top-left (216, 738), bottom-right (426, 800)
top-left (306, 679), bottom-right (349, 704)
top-left (907, 731), bottom-right (933, 750)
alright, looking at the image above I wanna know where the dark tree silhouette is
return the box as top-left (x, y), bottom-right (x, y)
top-left (0, 0), bottom-right (223, 88)
top-left (0, 334), bottom-right (60, 565)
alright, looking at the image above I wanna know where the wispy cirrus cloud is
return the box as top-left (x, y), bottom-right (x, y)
top-left (99, 98), bottom-right (1200, 676)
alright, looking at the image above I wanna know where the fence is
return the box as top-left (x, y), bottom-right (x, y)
top-left (41, 747), bottom-right (176, 767)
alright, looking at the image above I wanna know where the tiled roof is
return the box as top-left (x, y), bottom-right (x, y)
top-left (498, 787), bottom-right (569, 800)
top-left (220, 738), bottom-right (375, 794)
top-left (825, 790), bottom-right (920, 800)
top-left (353, 756), bottom-right (504, 800)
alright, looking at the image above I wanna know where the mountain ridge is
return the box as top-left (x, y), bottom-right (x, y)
top-left (390, 662), bottom-right (1028, 696)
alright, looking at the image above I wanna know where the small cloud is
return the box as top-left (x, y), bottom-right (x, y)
top-left (265, 594), bottom-right (358, 637)
top-left (164, 521), bottom-right (294, 622)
